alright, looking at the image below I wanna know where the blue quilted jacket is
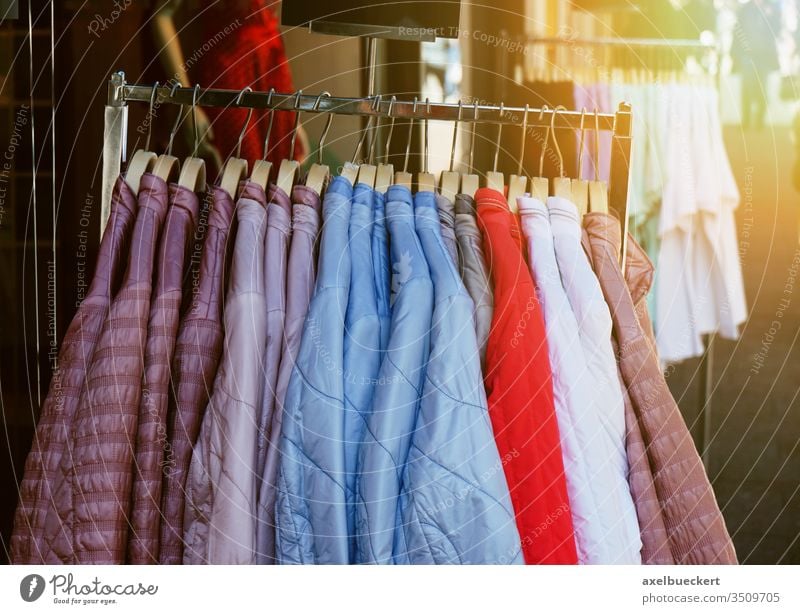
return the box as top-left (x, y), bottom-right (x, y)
top-left (276, 176), bottom-right (352, 564)
top-left (355, 185), bottom-right (434, 563)
top-left (393, 192), bottom-right (523, 564)
top-left (343, 183), bottom-right (382, 560)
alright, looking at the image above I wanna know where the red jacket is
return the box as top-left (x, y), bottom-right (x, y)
top-left (476, 188), bottom-right (578, 564)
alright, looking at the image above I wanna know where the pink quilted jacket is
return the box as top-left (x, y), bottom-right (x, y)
top-left (158, 185), bottom-right (235, 564)
top-left (582, 212), bottom-right (737, 565)
top-left (127, 184), bottom-right (200, 563)
top-left (10, 176), bottom-right (138, 563)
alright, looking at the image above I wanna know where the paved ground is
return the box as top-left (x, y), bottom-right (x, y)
top-left (667, 126), bottom-right (800, 564)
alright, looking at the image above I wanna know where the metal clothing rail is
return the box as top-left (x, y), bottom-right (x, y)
top-left (108, 77), bottom-right (628, 134)
top-left (102, 70), bottom-right (633, 262)
top-left (528, 36), bottom-right (715, 51)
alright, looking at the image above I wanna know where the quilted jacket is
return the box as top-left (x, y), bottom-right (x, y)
top-left (475, 188), bottom-right (577, 564)
top-left (371, 190), bottom-right (392, 352)
top-left (68, 173), bottom-right (170, 563)
top-left (276, 176), bottom-right (353, 564)
top-left (343, 183), bottom-right (382, 561)
top-left (183, 181), bottom-right (268, 564)
top-left (257, 184), bottom-right (321, 563)
top-left (619, 232), bottom-right (673, 564)
top-left (256, 184), bottom-right (292, 476)
top-left (582, 212), bottom-right (737, 564)
top-left (158, 185), bottom-right (235, 564)
top-left (355, 185), bottom-right (434, 564)
top-left (454, 194), bottom-right (493, 371)
top-left (394, 191), bottom-right (523, 564)
top-left (434, 192), bottom-right (458, 265)
top-left (517, 198), bottom-right (641, 564)
top-left (128, 183), bottom-right (199, 563)
top-left (11, 176), bottom-right (138, 564)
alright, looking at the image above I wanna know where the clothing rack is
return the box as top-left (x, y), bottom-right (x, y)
top-left (530, 35), bottom-right (719, 468)
top-left (103, 72), bottom-right (634, 258)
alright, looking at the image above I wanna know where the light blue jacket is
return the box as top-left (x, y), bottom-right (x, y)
top-left (355, 185), bottom-right (434, 564)
top-left (394, 192), bottom-right (523, 564)
top-left (276, 176), bottom-right (352, 564)
top-left (343, 183), bottom-right (382, 561)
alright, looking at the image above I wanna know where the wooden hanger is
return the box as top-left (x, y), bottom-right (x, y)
top-left (588, 107), bottom-right (609, 214)
top-left (529, 105), bottom-right (550, 202)
top-left (249, 88), bottom-right (276, 191)
top-left (125, 81), bottom-right (159, 193)
top-left (393, 97), bottom-right (416, 190)
top-left (416, 98), bottom-right (436, 192)
top-left (484, 102), bottom-right (505, 195)
top-left (355, 96), bottom-right (379, 188)
top-left (218, 86), bottom-right (253, 199)
top-left (571, 107), bottom-right (589, 216)
top-left (177, 83), bottom-right (207, 193)
top-left (439, 99), bottom-right (461, 201)
top-left (274, 89), bottom-right (302, 195)
top-left (374, 95), bottom-right (396, 193)
top-left (506, 103), bottom-right (530, 213)
top-left (304, 91), bottom-right (332, 196)
top-left (549, 105), bottom-right (572, 199)
top-left (460, 100), bottom-right (480, 198)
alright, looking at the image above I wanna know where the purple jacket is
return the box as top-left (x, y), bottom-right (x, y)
top-left (11, 176), bottom-right (138, 564)
top-left (183, 181), bottom-right (268, 564)
top-left (158, 185), bottom-right (235, 564)
top-left (67, 173), bottom-right (170, 563)
top-left (128, 183), bottom-right (200, 563)
top-left (256, 184), bottom-right (321, 563)
top-left (256, 184), bottom-right (292, 477)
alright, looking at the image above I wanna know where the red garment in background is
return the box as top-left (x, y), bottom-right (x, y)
top-left (194, 1), bottom-right (302, 168)
top-left (475, 187), bottom-right (578, 565)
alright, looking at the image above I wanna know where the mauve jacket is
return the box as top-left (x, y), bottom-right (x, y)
top-left (158, 185), bottom-right (235, 564)
top-left (68, 173), bottom-right (170, 563)
top-left (582, 212), bottom-right (737, 564)
top-left (11, 176), bottom-right (138, 564)
top-left (256, 184), bottom-right (321, 564)
top-left (454, 194), bottom-right (493, 371)
top-left (183, 181), bottom-right (268, 564)
top-left (256, 184), bottom-right (292, 477)
top-left (127, 184), bottom-right (200, 564)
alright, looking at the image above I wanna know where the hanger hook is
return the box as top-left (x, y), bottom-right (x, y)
top-left (145, 81), bottom-right (160, 152)
top-left (577, 107), bottom-right (586, 180)
top-left (593, 107), bottom-right (600, 182)
top-left (314, 91), bottom-right (332, 165)
top-left (288, 89), bottom-right (303, 161)
top-left (493, 102), bottom-right (504, 173)
top-left (469, 100), bottom-right (479, 174)
top-left (518, 104), bottom-right (529, 176)
top-left (403, 97), bottom-right (418, 173)
top-left (538, 104), bottom-right (551, 177)
top-left (261, 87), bottom-right (276, 161)
top-left (550, 105), bottom-right (566, 178)
top-left (166, 82), bottom-right (184, 156)
top-left (383, 96), bottom-right (396, 165)
top-left (235, 87), bottom-right (254, 158)
top-left (192, 84), bottom-right (201, 156)
top-left (368, 94), bottom-right (383, 164)
top-left (351, 95), bottom-right (376, 164)
top-left (424, 97), bottom-right (431, 174)
top-left (449, 100), bottom-right (462, 173)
